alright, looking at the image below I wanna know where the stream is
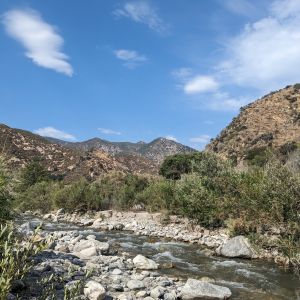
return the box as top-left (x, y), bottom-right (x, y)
top-left (22, 217), bottom-right (300, 300)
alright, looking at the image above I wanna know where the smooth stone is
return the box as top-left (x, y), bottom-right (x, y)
top-left (182, 279), bottom-right (232, 299)
top-left (133, 255), bottom-right (158, 270)
top-left (218, 236), bottom-right (255, 258)
top-left (84, 280), bottom-right (106, 300)
top-left (127, 279), bottom-right (145, 290)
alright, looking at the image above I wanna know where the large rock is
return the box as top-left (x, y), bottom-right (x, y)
top-left (84, 281), bottom-right (105, 300)
top-left (73, 239), bottom-right (110, 256)
top-left (133, 255), bottom-right (158, 270)
top-left (127, 279), bottom-right (145, 290)
top-left (182, 279), bottom-right (232, 299)
top-left (218, 236), bottom-right (255, 258)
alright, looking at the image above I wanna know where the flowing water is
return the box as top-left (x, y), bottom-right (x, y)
top-left (25, 218), bottom-right (300, 300)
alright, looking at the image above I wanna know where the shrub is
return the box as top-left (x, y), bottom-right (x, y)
top-left (19, 160), bottom-right (51, 191)
top-left (16, 181), bottom-right (59, 213)
top-left (136, 179), bottom-right (176, 212)
top-left (159, 152), bottom-right (227, 180)
top-left (0, 157), bottom-right (13, 222)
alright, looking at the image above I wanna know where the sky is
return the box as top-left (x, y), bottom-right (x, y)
top-left (1, 0), bottom-right (300, 149)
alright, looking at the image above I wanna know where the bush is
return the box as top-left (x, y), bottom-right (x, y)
top-left (0, 157), bottom-right (13, 222)
top-left (16, 181), bottom-right (59, 213)
top-left (159, 152), bottom-right (228, 179)
top-left (136, 179), bottom-right (176, 212)
top-left (19, 160), bottom-right (51, 192)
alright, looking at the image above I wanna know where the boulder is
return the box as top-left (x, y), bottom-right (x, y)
top-left (218, 236), bottom-right (255, 258)
top-left (127, 279), bottom-right (145, 290)
top-left (133, 255), bottom-right (158, 270)
top-left (182, 279), bottom-right (232, 299)
top-left (73, 239), bottom-right (110, 256)
top-left (92, 218), bottom-right (104, 229)
top-left (84, 281), bottom-right (105, 300)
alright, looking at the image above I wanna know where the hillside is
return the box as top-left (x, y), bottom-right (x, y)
top-left (0, 124), bottom-right (126, 181)
top-left (46, 136), bottom-right (195, 163)
top-left (206, 84), bottom-right (300, 165)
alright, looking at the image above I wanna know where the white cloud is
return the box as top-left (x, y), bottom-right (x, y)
top-left (218, 0), bottom-right (300, 90)
top-left (165, 135), bottom-right (178, 142)
top-left (34, 127), bottom-right (76, 141)
top-left (113, 1), bottom-right (168, 34)
top-left (208, 92), bottom-right (248, 111)
top-left (184, 76), bottom-right (219, 94)
top-left (189, 135), bottom-right (211, 144)
top-left (2, 9), bottom-right (73, 76)
top-left (114, 49), bottom-right (147, 68)
top-left (98, 128), bottom-right (121, 135)
top-left (222, 0), bottom-right (258, 17)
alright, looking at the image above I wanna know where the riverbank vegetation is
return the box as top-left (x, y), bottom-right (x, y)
top-left (1, 152), bottom-right (300, 274)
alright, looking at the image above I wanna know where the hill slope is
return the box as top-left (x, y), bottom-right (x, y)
top-left (0, 124), bottom-right (126, 181)
top-left (206, 84), bottom-right (300, 164)
top-left (46, 137), bottom-right (196, 163)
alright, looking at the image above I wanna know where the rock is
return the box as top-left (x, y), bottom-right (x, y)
top-left (164, 291), bottom-right (177, 300)
top-left (81, 218), bottom-right (95, 226)
top-left (117, 293), bottom-right (135, 300)
top-left (87, 235), bottom-right (97, 240)
top-left (133, 255), bottom-right (158, 270)
top-left (112, 268), bottom-right (123, 275)
top-left (84, 281), bottom-right (106, 300)
top-left (182, 279), bottom-right (232, 299)
top-left (136, 290), bottom-right (147, 297)
top-left (78, 246), bottom-right (98, 258)
top-left (73, 239), bottom-right (110, 255)
top-left (218, 236), bottom-right (255, 258)
top-left (92, 218), bottom-right (104, 229)
top-left (11, 280), bottom-right (26, 293)
top-left (56, 208), bottom-right (65, 215)
top-left (114, 223), bottom-right (125, 230)
top-left (150, 286), bottom-right (165, 298)
top-left (127, 279), bottom-right (145, 290)
top-left (200, 276), bottom-right (216, 283)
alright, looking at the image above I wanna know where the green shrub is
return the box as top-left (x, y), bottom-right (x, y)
top-left (0, 157), bottom-right (13, 222)
top-left (159, 152), bottom-right (228, 179)
top-left (19, 160), bottom-right (51, 192)
top-left (16, 181), bottom-right (59, 213)
top-left (136, 179), bottom-right (176, 212)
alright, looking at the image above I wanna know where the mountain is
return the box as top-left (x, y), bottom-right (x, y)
top-left (206, 84), bottom-right (300, 165)
top-left (0, 124), bottom-right (196, 179)
top-left (45, 136), bottom-right (195, 163)
top-left (0, 124), bottom-right (126, 181)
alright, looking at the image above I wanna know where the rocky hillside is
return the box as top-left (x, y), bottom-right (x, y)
top-left (0, 124), bottom-right (126, 181)
top-left (207, 84), bottom-right (300, 164)
top-left (46, 137), bottom-right (195, 163)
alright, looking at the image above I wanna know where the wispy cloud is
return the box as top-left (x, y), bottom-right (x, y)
top-left (222, 0), bottom-right (259, 17)
top-left (165, 135), bottom-right (178, 142)
top-left (113, 1), bottom-right (168, 34)
top-left (171, 68), bottom-right (193, 80)
top-left (2, 9), bottom-right (73, 76)
top-left (189, 135), bottom-right (211, 144)
top-left (218, 0), bottom-right (300, 91)
top-left (114, 49), bottom-right (147, 68)
top-left (34, 127), bottom-right (76, 141)
top-left (98, 128), bottom-right (121, 135)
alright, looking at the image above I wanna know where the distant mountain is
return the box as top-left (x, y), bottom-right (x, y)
top-left (0, 124), bottom-right (126, 181)
top-left (45, 136), bottom-right (196, 163)
top-left (206, 84), bottom-right (300, 165)
top-left (0, 124), bottom-right (196, 180)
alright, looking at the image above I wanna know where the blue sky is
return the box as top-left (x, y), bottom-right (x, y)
top-left (1, 0), bottom-right (300, 149)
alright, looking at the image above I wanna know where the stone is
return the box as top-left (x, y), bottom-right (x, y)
top-left (78, 246), bottom-right (98, 258)
top-left (84, 280), bottom-right (106, 300)
top-left (92, 218), bottom-right (104, 229)
top-left (127, 279), bottom-right (145, 290)
top-left (133, 255), bottom-right (158, 270)
top-left (150, 286), bottom-right (165, 298)
top-left (73, 239), bottom-right (110, 255)
top-left (112, 268), bottom-right (123, 275)
top-left (182, 279), bottom-right (232, 299)
top-left (56, 208), bottom-right (65, 215)
top-left (136, 290), bottom-right (147, 297)
top-left (218, 236), bottom-right (255, 258)
top-left (164, 290), bottom-right (177, 300)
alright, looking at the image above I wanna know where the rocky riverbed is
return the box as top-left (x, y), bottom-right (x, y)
top-left (11, 210), bottom-right (300, 299)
